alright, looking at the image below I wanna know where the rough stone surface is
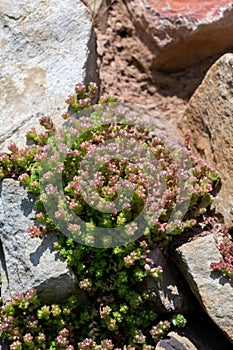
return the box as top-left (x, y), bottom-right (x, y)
top-left (0, 179), bottom-right (80, 304)
top-left (125, 0), bottom-right (233, 71)
top-left (182, 314), bottom-right (233, 350)
top-left (96, 0), bottom-right (233, 126)
top-left (147, 248), bottom-right (195, 313)
top-left (156, 331), bottom-right (197, 350)
top-left (175, 234), bottom-right (233, 343)
top-left (177, 53), bottom-right (233, 223)
top-left (0, 0), bottom-right (98, 152)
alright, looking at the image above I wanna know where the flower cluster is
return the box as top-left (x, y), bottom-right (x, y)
top-left (144, 263), bottom-right (163, 280)
top-left (150, 320), bottom-right (171, 343)
top-left (26, 116), bottom-right (56, 146)
top-left (27, 224), bottom-right (47, 238)
top-left (0, 145), bottom-right (40, 180)
top-left (79, 338), bottom-right (115, 350)
top-left (0, 290), bottom-right (78, 349)
top-left (37, 104), bottom-right (219, 247)
top-left (211, 225), bottom-right (233, 281)
top-left (65, 82), bottom-right (117, 114)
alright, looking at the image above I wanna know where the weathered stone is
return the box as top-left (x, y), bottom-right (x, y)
top-left (175, 234), bottom-right (233, 343)
top-left (124, 0), bottom-right (233, 71)
top-left (182, 313), bottom-right (233, 350)
top-left (156, 331), bottom-right (197, 350)
top-left (146, 248), bottom-right (195, 313)
top-left (0, 0), bottom-right (98, 152)
top-left (177, 53), bottom-right (233, 223)
top-left (0, 179), bottom-right (80, 304)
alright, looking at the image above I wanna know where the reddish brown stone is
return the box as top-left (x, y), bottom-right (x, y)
top-left (147, 0), bottom-right (231, 21)
top-left (125, 0), bottom-right (233, 71)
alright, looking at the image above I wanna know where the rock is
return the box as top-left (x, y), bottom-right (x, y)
top-left (124, 0), bottom-right (233, 71)
top-left (0, 179), bottom-right (81, 304)
top-left (146, 248), bottom-right (195, 313)
top-left (183, 313), bottom-right (233, 350)
top-left (0, 0), bottom-right (98, 152)
top-left (156, 331), bottom-right (197, 350)
top-left (177, 53), bottom-right (233, 223)
top-left (174, 234), bottom-right (233, 343)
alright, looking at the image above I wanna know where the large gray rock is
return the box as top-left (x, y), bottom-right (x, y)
top-left (156, 331), bottom-right (197, 350)
top-left (0, 0), bottom-right (98, 152)
top-left (177, 53), bottom-right (233, 223)
top-left (125, 0), bottom-right (233, 71)
top-left (175, 234), bottom-right (233, 343)
top-left (147, 248), bottom-right (195, 313)
top-left (0, 179), bottom-right (80, 303)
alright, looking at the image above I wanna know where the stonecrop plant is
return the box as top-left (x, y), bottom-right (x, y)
top-left (0, 290), bottom-right (79, 350)
top-left (211, 224), bottom-right (233, 281)
top-left (0, 82), bottom-right (222, 349)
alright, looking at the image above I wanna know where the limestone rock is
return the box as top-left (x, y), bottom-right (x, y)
top-left (177, 53), bottom-right (233, 223)
top-left (175, 234), bottom-right (233, 343)
top-left (156, 331), bottom-right (197, 350)
top-left (0, 179), bottom-right (80, 304)
top-left (0, 0), bottom-right (98, 152)
top-left (124, 0), bottom-right (233, 71)
top-left (146, 248), bottom-right (195, 313)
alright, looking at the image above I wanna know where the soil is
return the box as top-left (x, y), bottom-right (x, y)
top-left (93, 0), bottom-right (233, 124)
